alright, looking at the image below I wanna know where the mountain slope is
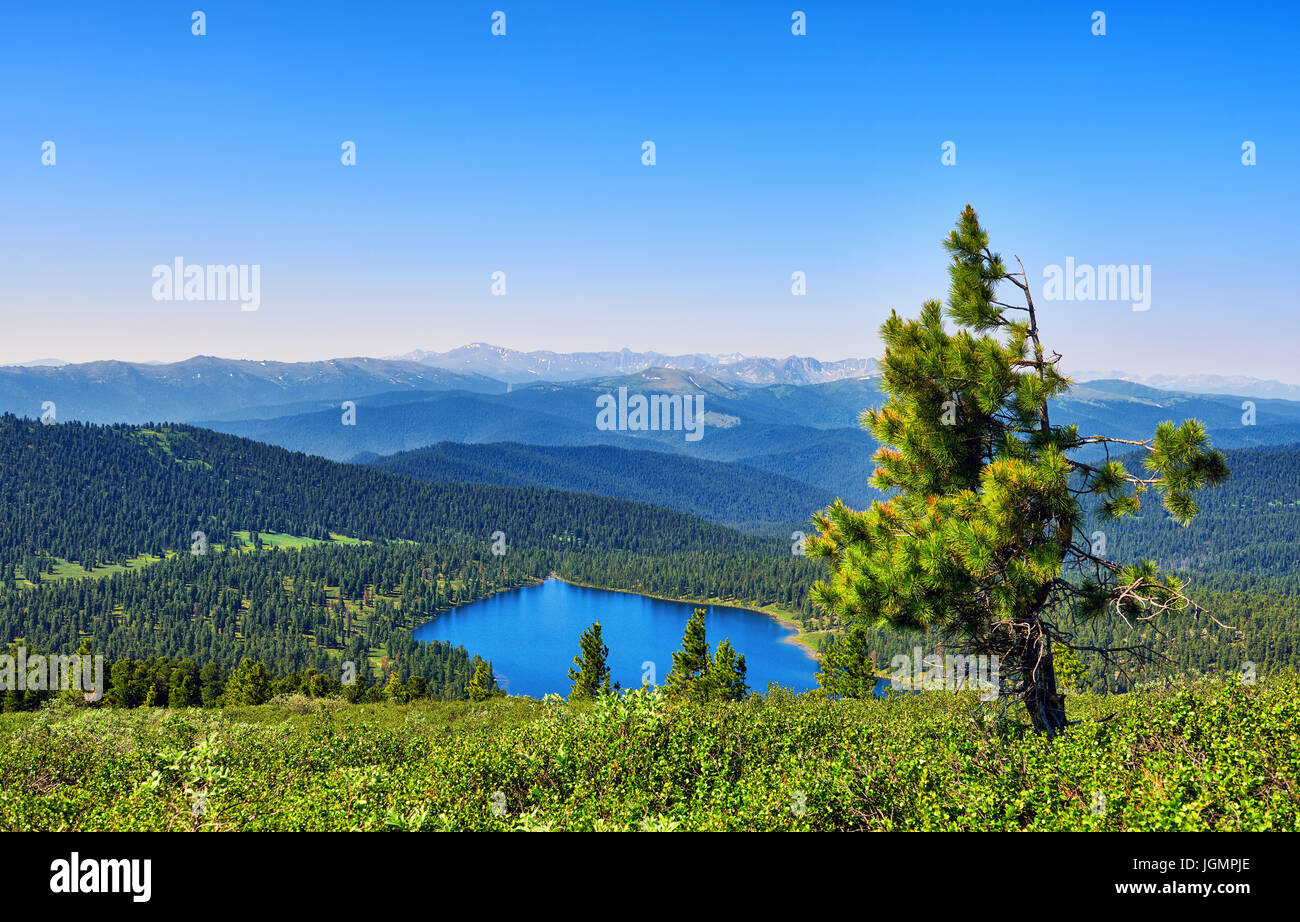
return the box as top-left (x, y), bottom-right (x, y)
top-left (368, 442), bottom-right (837, 532)
top-left (1070, 370), bottom-right (1300, 402)
top-left (1097, 442), bottom-right (1300, 579)
top-left (0, 414), bottom-right (782, 569)
top-left (0, 415), bottom-right (826, 690)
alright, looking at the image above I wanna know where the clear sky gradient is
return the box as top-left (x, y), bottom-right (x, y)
top-left (2, 1), bottom-right (1296, 380)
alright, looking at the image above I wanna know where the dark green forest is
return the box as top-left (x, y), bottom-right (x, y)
top-left (1100, 444), bottom-right (1300, 578)
top-left (0, 414), bottom-right (778, 569)
top-left (0, 540), bottom-right (534, 699)
top-left (369, 440), bottom-right (835, 532)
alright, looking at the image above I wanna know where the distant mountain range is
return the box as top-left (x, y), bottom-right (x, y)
top-left (5, 352), bottom-right (1300, 513)
top-left (391, 343), bottom-right (879, 386)
top-left (193, 370), bottom-right (1300, 507)
top-left (6, 358), bottom-right (69, 367)
top-left (11, 346), bottom-right (1300, 401)
top-left (0, 356), bottom-right (504, 423)
top-left (1068, 369), bottom-right (1300, 402)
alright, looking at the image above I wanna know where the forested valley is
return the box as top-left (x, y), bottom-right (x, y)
top-left (2, 414), bottom-right (1299, 704)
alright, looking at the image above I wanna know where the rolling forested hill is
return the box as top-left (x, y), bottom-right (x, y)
top-left (0, 539), bottom-right (542, 696)
top-left (9, 356), bottom-right (1300, 516)
top-left (0, 414), bottom-right (780, 569)
top-left (1097, 443), bottom-right (1300, 579)
top-left (368, 441), bottom-right (836, 532)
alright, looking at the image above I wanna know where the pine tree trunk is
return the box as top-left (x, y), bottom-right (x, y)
top-left (1023, 641), bottom-right (1068, 735)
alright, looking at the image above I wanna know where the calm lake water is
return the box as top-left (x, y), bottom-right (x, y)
top-left (411, 578), bottom-right (819, 697)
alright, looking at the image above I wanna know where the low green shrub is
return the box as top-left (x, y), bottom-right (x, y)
top-left (0, 673), bottom-right (1294, 831)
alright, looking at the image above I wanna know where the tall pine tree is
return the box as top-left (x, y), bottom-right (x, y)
top-left (808, 206), bottom-right (1228, 733)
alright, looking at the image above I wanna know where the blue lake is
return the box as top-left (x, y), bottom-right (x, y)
top-left (411, 578), bottom-right (819, 697)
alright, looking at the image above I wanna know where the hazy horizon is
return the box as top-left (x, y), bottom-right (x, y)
top-left (6, 341), bottom-right (1300, 391)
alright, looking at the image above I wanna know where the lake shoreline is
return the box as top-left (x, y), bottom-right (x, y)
top-left (550, 574), bottom-right (821, 663)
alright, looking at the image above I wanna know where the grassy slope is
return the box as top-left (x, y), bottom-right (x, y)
top-left (16, 531), bottom-right (369, 587)
top-left (1, 674), bottom-right (1295, 831)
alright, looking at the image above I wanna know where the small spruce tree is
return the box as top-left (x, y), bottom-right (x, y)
top-left (707, 638), bottom-right (749, 701)
top-left (815, 625), bottom-right (880, 699)
top-left (665, 608), bottom-right (749, 701)
top-left (199, 662), bottom-right (225, 708)
top-left (568, 621), bottom-right (612, 698)
top-left (222, 658), bottom-right (271, 706)
top-left (466, 659), bottom-right (493, 701)
top-left (664, 608), bottom-right (712, 699)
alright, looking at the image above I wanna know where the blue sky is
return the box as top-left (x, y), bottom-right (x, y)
top-left (2, 1), bottom-right (1296, 380)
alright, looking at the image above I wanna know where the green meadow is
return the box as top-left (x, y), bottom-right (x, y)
top-left (1, 674), bottom-right (1294, 831)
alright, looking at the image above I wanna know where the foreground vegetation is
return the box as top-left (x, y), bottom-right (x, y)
top-left (1, 673), bottom-right (1295, 831)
